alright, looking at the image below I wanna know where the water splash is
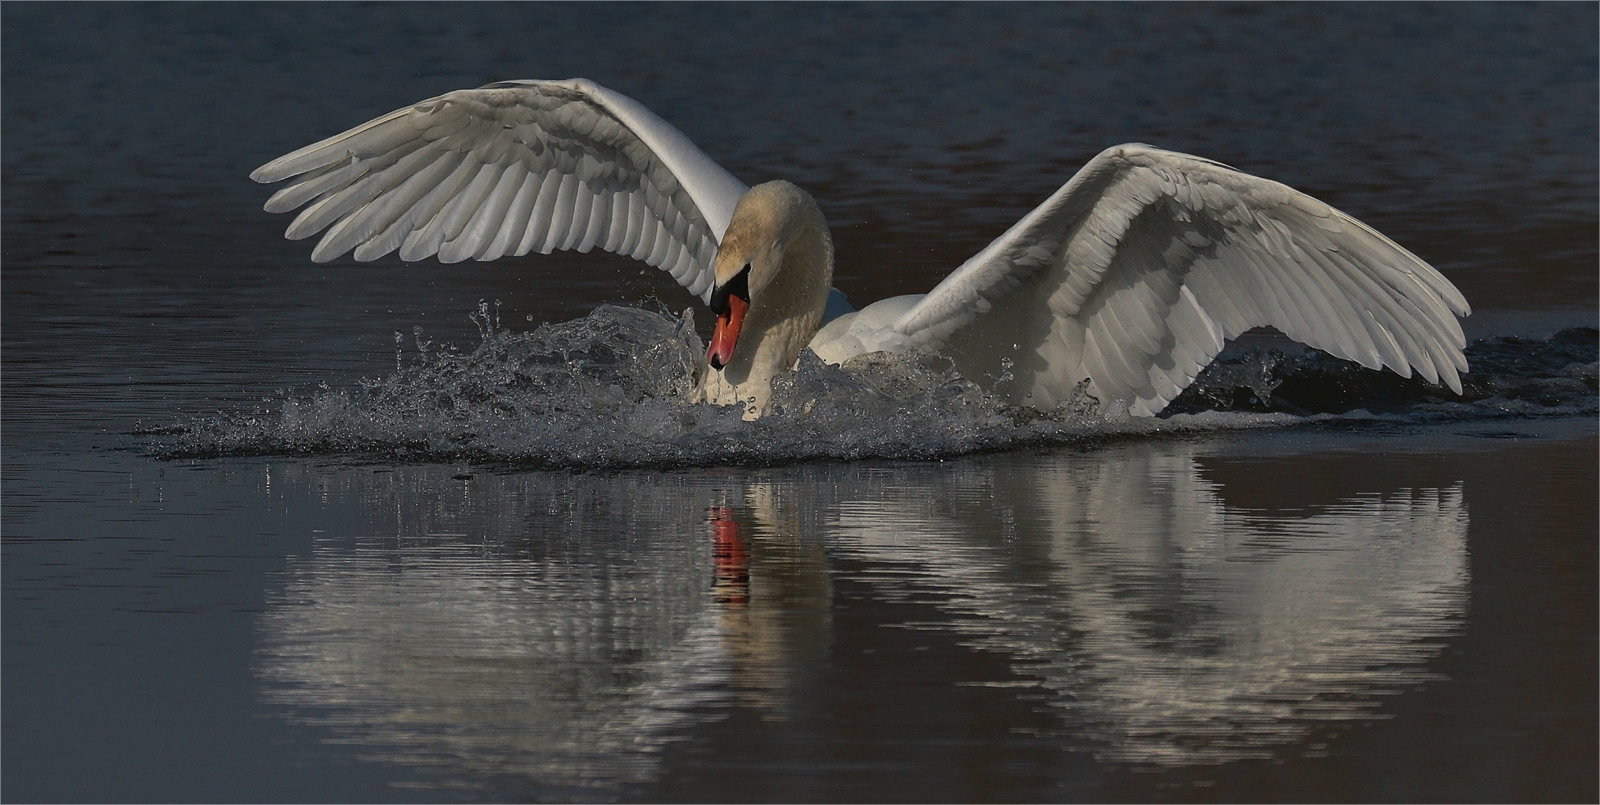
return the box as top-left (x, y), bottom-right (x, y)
top-left (1166, 326), bottom-right (1598, 417)
top-left (157, 307), bottom-right (1597, 467)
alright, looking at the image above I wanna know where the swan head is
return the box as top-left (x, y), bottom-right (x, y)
top-left (706, 180), bottom-right (833, 371)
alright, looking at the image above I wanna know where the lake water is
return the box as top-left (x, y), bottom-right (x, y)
top-left (3, 4), bottom-right (1596, 802)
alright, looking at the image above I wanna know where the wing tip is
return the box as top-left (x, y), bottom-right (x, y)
top-left (251, 155), bottom-right (317, 185)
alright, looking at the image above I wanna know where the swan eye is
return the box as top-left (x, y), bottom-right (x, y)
top-left (710, 265), bottom-right (751, 315)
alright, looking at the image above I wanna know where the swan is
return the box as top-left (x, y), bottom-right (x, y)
top-left (251, 78), bottom-right (1470, 418)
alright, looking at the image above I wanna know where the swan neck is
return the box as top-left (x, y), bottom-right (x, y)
top-left (699, 186), bottom-right (834, 417)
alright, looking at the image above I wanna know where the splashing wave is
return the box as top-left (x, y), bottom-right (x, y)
top-left (157, 305), bottom-right (1597, 467)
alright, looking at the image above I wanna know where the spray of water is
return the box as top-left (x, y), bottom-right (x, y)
top-left (160, 306), bottom-right (1596, 468)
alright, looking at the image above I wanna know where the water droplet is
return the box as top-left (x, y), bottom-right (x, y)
top-left (470, 299), bottom-right (494, 341)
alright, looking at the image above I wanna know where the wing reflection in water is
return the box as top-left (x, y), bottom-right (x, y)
top-left (254, 465), bottom-right (830, 797)
top-left (829, 446), bottom-right (1470, 765)
top-left (255, 466), bottom-right (735, 798)
top-left (253, 442), bottom-right (1468, 794)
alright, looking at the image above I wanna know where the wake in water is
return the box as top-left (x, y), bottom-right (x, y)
top-left (159, 305), bottom-right (1597, 467)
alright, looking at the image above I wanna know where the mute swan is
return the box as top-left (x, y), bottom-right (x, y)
top-left (252, 78), bottom-right (1470, 418)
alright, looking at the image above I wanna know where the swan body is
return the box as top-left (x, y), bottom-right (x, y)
top-left (253, 78), bottom-right (1470, 418)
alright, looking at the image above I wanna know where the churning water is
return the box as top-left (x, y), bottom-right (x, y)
top-left (158, 302), bottom-right (1596, 467)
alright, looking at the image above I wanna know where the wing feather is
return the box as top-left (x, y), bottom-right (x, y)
top-left (392, 157), bottom-right (483, 261)
top-left (446, 162), bottom-right (525, 262)
top-left (561, 188), bottom-right (594, 253)
top-left (540, 174), bottom-right (580, 254)
top-left (645, 219), bottom-right (672, 266)
top-left (577, 190), bottom-right (610, 253)
top-left (432, 163), bottom-right (504, 263)
top-left (252, 79), bottom-right (748, 303)
top-left (285, 140), bottom-right (431, 240)
top-left (479, 169), bottom-right (542, 262)
top-left (264, 156), bottom-right (363, 214)
top-left (517, 171), bottom-right (564, 257)
top-left (1291, 240), bottom-right (1395, 367)
top-left (891, 144), bottom-right (1469, 414)
top-left (666, 244), bottom-right (693, 283)
top-left (346, 151), bottom-right (471, 262)
top-left (473, 163), bottom-right (534, 261)
top-left (602, 191), bottom-right (630, 253)
top-left (1316, 247), bottom-right (1436, 370)
top-left (250, 108), bottom-right (418, 182)
top-left (621, 194), bottom-right (650, 258)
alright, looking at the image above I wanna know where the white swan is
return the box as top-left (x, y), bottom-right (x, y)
top-left (252, 78), bottom-right (1470, 417)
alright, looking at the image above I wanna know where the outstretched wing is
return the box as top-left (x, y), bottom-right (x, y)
top-left (892, 144), bottom-right (1470, 415)
top-left (250, 78), bottom-right (749, 303)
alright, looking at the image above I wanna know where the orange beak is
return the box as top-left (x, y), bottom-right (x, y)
top-left (707, 293), bottom-right (748, 370)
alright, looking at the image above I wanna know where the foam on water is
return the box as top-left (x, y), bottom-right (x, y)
top-left (159, 306), bottom-right (1597, 468)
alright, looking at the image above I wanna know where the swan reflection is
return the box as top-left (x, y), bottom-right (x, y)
top-left (828, 449), bottom-right (1468, 765)
top-left (255, 443), bottom-right (1467, 792)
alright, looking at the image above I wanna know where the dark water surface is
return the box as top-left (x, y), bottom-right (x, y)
top-left (4, 4), bottom-right (1596, 802)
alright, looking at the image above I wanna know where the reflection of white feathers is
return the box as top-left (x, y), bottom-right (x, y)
top-left (831, 447), bottom-right (1468, 765)
top-left (255, 465), bottom-right (733, 795)
top-left (253, 444), bottom-right (1469, 792)
top-left (256, 466), bottom-right (834, 795)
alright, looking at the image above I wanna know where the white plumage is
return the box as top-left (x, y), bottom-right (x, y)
top-left (251, 78), bottom-right (745, 303)
top-left (254, 79), bottom-right (1469, 417)
top-left (838, 144), bottom-right (1471, 414)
